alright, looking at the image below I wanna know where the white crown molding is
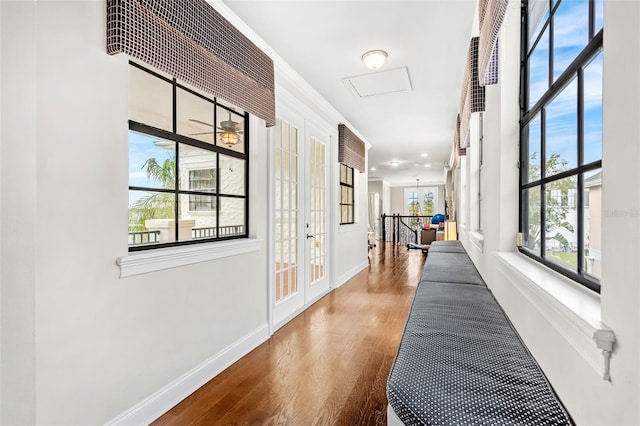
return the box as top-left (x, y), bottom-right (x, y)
top-left (205, 0), bottom-right (371, 149)
top-left (106, 323), bottom-right (269, 425)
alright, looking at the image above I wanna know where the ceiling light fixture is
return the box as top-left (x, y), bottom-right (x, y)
top-left (390, 161), bottom-right (399, 167)
top-left (362, 50), bottom-right (388, 70)
top-left (370, 167), bottom-right (377, 171)
top-left (421, 153), bottom-right (429, 158)
top-left (218, 113), bottom-right (242, 147)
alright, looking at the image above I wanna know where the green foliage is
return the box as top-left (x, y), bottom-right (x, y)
top-left (423, 192), bottom-right (435, 216)
top-left (129, 154), bottom-right (176, 231)
top-left (527, 153), bottom-right (575, 251)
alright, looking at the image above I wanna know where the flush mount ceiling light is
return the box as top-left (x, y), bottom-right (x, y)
top-left (389, 161), bottom-right (399, 167)
top-left (362, 50), bottom-right (388, 70)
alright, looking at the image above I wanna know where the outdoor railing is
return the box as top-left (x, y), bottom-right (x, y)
top-left (128, 225), bottom-right (245, 245)
top-left (192, 225), bottom-right (245, 239)
top-left (128, 230), bottom-right (161, 246)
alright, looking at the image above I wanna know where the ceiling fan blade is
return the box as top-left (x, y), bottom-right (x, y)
top-left (188, 118), bottom-right (214, 127)
top-left (190, 131), bottom-right (214, 136)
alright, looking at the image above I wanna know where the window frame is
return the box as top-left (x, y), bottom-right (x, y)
top-left (339, 163), bottom-right (355, 225)
top-left (478, 112), bottom-right (484, 233)
top-left (128, 61), bottom-right (250, 252)
top-left (519, 0), bottom-right (602, 292)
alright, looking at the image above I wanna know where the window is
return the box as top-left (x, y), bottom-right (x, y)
top-left (339, 163), bottom-right (354, 224)
top-left (128, 62), bottom-right (248, 250)
top-left (520, 0), bottom-right (602, 291)
top-left (189, 169), bottom-right (217, 211)
top-left (407, 191), bottom-right (419, 216)
top-left (423, 191), bottom-right (435, 216)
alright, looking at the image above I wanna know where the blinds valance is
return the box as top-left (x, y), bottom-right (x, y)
top-left (478, 0), bottom-right (509, 86)
top-left (106, 0), bottom-right (276, 127)
top-left (338, 124), bottom-right (366, 173)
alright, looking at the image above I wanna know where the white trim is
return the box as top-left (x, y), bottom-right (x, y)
top-left (336, 261), bottom-right (369, 289)
top-left (106, 323), bottom-right (269, 426)
top-left (271, 287), bottom-right (332, 333)
top-left (494, 252), bottom-right (615, 380)
top-left (338, 223), bottom-right (366, 233)
top-left (116, 238), bottom-right (262, 278)
top-left (469, 230), bottom-right (484, 252)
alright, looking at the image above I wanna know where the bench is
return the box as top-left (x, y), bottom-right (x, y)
top-left (387, 241), bottom-right (573, 425)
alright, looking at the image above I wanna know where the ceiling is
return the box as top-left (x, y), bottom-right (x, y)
top-left (223, 0), bottom-right (477, 186)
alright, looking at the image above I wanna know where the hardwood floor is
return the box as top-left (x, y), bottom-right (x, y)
top-left (153, 242), bottom-right (425, 426)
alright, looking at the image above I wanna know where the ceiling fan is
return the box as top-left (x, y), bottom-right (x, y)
top-left (188, 112), bottom-right (243, 147)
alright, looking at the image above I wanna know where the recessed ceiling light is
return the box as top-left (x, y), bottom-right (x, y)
top-left (414, 163), bottom-right (420, 166)
top-left (421, 153), bottom-right (429, 157)
top-left (424, 163), bottom-right (431, 168)
top-left (389, 161), bottom-right (399, 167)
top-left (362, 50), bottom-right (388, 70)
top-left (370, 167), bottom-right (376, 171)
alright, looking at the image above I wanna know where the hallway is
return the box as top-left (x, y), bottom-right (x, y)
top-left (154, 243), bottom-right (425, 425)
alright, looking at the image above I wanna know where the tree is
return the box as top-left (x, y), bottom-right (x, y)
top-left (526, 152), bottom-right (575, 251)
top-left (128, 154), bottom-right (176, 231)
top-left (423, 192), bottom-right (435, 216)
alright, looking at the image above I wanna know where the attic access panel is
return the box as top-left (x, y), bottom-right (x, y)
top-left (343, 67), bottom-right (413, 98)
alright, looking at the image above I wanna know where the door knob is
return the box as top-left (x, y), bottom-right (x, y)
top-left (306, 234), bottom-right (315, 239)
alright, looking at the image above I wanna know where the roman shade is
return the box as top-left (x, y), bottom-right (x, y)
top-left (478, 0), bottom-right (509, 86)
top-left (106, 0), bottom-right (276, 127)
top-left (459, 37), bottom-right (485, 149)
top-left (338, 124), bottom-right (366, 172)
top-left (455, 114), bottom-right (466, 157)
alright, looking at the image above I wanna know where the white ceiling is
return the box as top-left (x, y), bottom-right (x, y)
top-left (223, 0), bottom-right (477, 186)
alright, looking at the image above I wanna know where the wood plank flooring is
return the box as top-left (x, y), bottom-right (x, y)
top-left (153, 242), bottom-right (425, 426)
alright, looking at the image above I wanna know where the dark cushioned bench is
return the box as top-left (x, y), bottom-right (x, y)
top-left (387, 241), bottom-right (572, 426)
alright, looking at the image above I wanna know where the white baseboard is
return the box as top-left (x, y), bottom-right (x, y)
top-left (106, 323), bottom-right (270, 426)
top-left (336, 260), bottom-right (369, 288)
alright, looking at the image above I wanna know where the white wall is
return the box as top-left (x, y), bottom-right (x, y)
top-left (1, 2), bottom-right (37, 424)
top-left (1, 2), bottom-right (268, 424)
top-left (390, 184), bottom-right (445, 216)
top-left (458, 0), bottom-right (640, 424)
top-left (0, 2), bottom-right (372, 423)
top-left (336, 167), bottom-right (369, 286)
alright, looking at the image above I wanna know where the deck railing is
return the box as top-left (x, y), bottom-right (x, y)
top-left (128, 230), bottom-right (161, 246)
top-left (128, 225), bottom-right (245, 246)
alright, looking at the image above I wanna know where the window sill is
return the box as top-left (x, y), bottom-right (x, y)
top-left (117, 238), bottom-right (262, 278)
top-left (469, 230), bottom-right (484, 252)
top-left (494, 251), bottom-right (615, 381)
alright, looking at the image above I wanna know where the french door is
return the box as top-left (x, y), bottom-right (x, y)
top-left (304, 129), bottom-right (330, 302)
top-left (272, 116), bottom-right (330, 330)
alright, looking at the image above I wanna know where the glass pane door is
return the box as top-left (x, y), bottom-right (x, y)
top-left (308, 136), bottom-right (326, 285)
top-left (274, 120), bottom-right (299, 303)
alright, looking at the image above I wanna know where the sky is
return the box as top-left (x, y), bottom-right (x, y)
top-left (527, 0), bottom-right (603, 179)
top-left (128, 131), bottom-right (176, 206)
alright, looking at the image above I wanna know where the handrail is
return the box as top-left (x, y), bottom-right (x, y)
top-left (382, 214), bottom-right (435, 246)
